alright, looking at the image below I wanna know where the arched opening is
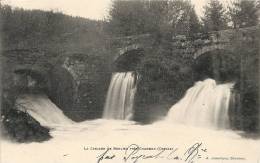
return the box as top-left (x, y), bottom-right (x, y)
top-left (13, 66), bottom-right (76, 120)
top-left (114, 49), bottom-right (144, 72)
top-left (193, 49), bottom-right (239, 83)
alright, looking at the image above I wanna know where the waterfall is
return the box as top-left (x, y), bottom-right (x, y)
top-left (167, 79), bottom-right (234, 129)
top-left (16, 94), bottom-right (74, 127)
top-left (103, 72), bottom-right (137, 120)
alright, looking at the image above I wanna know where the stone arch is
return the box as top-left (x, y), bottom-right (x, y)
top-left (193, 49), bottom-right (239, 82)
top-left (117, 44), bottom-right (141, 56)
top-left (114, 48), bottom-right (144, 72)
top-left (194, 44), bottom-right (230, 59)
top-left (12, 66), bottom-right (76, 114)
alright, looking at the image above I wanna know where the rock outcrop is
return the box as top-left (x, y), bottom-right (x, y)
top-left (2, 109), bottom-right (51, 143)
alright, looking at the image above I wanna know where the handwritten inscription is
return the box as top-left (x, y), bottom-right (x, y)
top-left (94, 142), bottom-right (207, 163)
top-left (97, 149), bottom-right (116, 163)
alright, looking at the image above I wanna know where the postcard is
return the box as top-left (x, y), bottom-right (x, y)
top-left (1, 0), bottom-right (260, 163)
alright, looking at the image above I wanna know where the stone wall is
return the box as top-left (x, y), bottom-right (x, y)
top-left (2, 49), bottom-right (112, 121)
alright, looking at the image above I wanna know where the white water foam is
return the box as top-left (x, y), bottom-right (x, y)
top-left (103, 72), bottom-right (137, 120)
top-left (167, 79), bottom-right (234, 129)
top-left (16, 94), bottom-right (74, 127)
top-left (1, 120), bottom-right (260, 163)
top-left (1, 81), bottom-right (260, 163)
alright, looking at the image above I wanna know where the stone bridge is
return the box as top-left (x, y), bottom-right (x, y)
top-left (112, 25), bottom-right (259, 62)
top-left (3, 26), bottom-right (258, 90)
top-left (2, 25), bottom-right (259, 123)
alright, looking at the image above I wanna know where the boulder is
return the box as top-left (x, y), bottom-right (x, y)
top-left (2, 109), bottom-right (51, 143)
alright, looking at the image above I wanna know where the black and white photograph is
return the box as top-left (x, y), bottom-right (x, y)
top-left (0, 0), bottom-right (260, 162)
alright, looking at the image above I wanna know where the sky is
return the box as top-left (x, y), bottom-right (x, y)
top-left (2, 0), bottom-right (231, 20)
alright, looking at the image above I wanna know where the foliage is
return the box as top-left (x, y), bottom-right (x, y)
top-left (134, 40), bottom-right (194, 123)
top-left (202, 0), bottom-right (228, 31)
top-left (167, 0), bottom-right (202, 36)
top-left (107, 0), bottom-right (201, 38)
top-left (0, 4), bottom-right (107, 53)
top-left (234, 32), bottom-right (260, 132)
top-left (107, 0), bottom-right (148, 36)
top-left (228, 0), bottom-right (259, 28)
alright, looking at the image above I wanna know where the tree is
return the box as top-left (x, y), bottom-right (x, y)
top-left (107, 0), bottom-right (148, 36)
top-left (202, 0), bottom-right (228, 32)
top-left (145, 0), bottom-right (201, 38)
top-left (143, 0), bottom-right (168, 37)
top-left (170, 1), bottom-right (201, 36)
top-left (228, 0), bottom-right (259, 28)
top-left (107, 0), bottom-right (201, 38)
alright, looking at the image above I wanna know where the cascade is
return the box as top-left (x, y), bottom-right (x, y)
top-left (103, 72), bottom-right (137, 120)
top-left (167, 79), bottom-right (234, 129)
top-left (16, 94), bottom-right (74, 127)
